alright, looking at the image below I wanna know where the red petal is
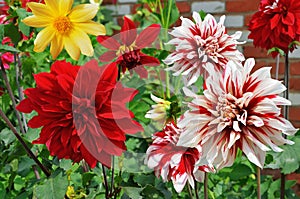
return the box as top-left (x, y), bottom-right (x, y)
top-left (139, 53), bottom-right (160, 66)
top-left (16, 98), bottom-right (33, 113)
top-left (270, 14), bottom-right (280, 30)
top-left (99, 50), bottom-right (117, 62)
top-left (121, 16), bottom-right (137, 46)
top-left (282, 12), bottom-right (295, 25)
top-left (135, 24), bottom-right (161, 49)
top-left (100, 62), bottom-right (118, 84)
top-left (97, 35), bottom-right (120, 50)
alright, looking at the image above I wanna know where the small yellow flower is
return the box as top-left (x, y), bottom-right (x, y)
top-left (145, 94), bottom-right (171, 123)
top-left (90, 0), bottom-right (103, 5)
top-left (23, 0), bottom-right (106, 60)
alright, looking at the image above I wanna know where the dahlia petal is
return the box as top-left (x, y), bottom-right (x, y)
top-left (64, 36), bottom-right (81, 60)
top-left (22, 15), bottom-right (50, 27)
top-left (242, 137), bottom-right (265, 168)
top-left (76, 22), bottom-right (106, 36)
top-left (139, 53), bottom-right (160, 66)
top-left (282, 12), bottom-right (295, 26)
top-left (50, 34), bottom-right (64, 59)
top-left (33, 73), bottom-right (56, 90)
top-left (97, 36), bottom-right (120, 50)
top-left (270, 14), bottom-right (280, 30)
top-left (16, 98), bottom-right (33, 113)
top-left (33, 26), bottom-right (55, 52)
top-left (173, 173), bottom-right (188, 193)
top-left (58, 0), bottom-right (72, 16)
top-left (44, 0), bottom-right (59, 13)
top-left (26, 2), bottom-right (53, 18)
top-left (135, 24), bottom-right (161, 49)
top-left (121, 16), bottom-right (137, 46)
top-left (69, 4), bottom-right (99, 23)
top-left (70, 28), bottom-right (94, 57)
top-left (99, 51), bottom-right (117, 62)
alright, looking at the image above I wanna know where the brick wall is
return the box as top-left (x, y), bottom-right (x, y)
top-left (103, 0), bottom-right (300, 128)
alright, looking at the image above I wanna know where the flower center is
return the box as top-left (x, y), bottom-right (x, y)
top-left (196, 36), bottom-right (220, 62)
top-left (53, 16), bottom-right (72, 34)
top-left (216, 93), bottom-right (252, 132)
top-left (120, 50), bottom-right (141, 69)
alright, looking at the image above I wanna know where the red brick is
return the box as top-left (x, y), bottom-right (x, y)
top-left (291, 121), bottom-right (300, 128)
top-left (290, 78), bottom-right (300, 91)
top-left (289, 106), bottom-right (300, 121)
top-left (226, 0), bottom-right (260, 12)
top-left (131, 3), bottom-right (151, 14)
top-left (243, 46), bottom-right (272, 59)
top-left (244, 14), bottom-right (254, 27)
top-left (290, 61), bottom-right (300, 75)
top-left (176, 2), bottom-right (190, 13)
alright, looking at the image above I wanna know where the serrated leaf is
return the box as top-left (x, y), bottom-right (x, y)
top-left (33, 172), bottom-right (68, 199)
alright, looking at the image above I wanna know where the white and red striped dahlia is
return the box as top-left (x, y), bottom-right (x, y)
top-left (145, 122), bottom-right (214, 193)
top-left (164, 12), bottom-right (245, 86)
top-left (177, 58), bottom-right (298, 169)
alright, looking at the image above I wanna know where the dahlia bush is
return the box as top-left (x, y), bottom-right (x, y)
top-left (0, 0), bottom-right (300, 198)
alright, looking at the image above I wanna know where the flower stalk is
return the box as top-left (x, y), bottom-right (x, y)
top-left (204, 173), bottom-right (208, 199)
top-left (257, 167), bottom-right (261, 199)
top-left (280, 52), bottom-right (290, 199)
top-left (0, 107), bottom-right (50, 177)
top-left (0, 59), bottom-right (25, 134)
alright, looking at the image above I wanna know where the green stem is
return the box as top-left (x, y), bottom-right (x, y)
top-left (102, 164), bottom-right (109, 199)
top-left (187, 184), bottom-right (194, 199)
top-left (157, 0), bottom-right (165, 27)
top-left (165, 70), bottom-right (170, 99)
top-left (194, 180), bottom-right (199, 199)
top-left (0, 108), bottom-right (50, 177)
top-left (165, 0), bottom-right (173, 29)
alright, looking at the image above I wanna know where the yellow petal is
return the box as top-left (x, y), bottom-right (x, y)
top-left (44, 0), bottom-right (59, 14)
top-left (68, 4), bottom-right (98, 23)
top-left (64, 36), bottom-right (81, 60)
top-left (33, 27), bottom-right (55, 52)
top-left (70, 28), bottom-right (94, 57)
top-left (22, 15), bottom-right (50, 27)
top-left (27, 2), bottom-right (53, 18)
top-left (75, 21), bottom-right (106, 36)
top-left (59, 0), bottom-right (73, 16)
top-left (50, 34), bottom-right (64, 59)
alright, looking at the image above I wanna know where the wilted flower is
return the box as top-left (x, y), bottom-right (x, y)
top-left (177, 58), bottom-right (298, 169)
top-left (248, 0), bottom-right (300, 57)
top-left (97, 16), bottom-right (160, 78)
top-left (17, 60), bottom-right (143, 168)
top-left (164, 12), bottom-right (245, 86)
top-left (22, 0), bottom-right (106, 60)
top-left (145, 122), bottom-right (215, 193)
top-left (145, 94), bottom-right (171, 123)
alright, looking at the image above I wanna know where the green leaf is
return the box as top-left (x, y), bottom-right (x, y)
top-left (33, 172), bottom-right (68, 199)
top-left (122, 187), bottom-right (143, 199)
top-left (229, 163), bottom-right (252, 181)
top-left (0, 24), bottom-right (4, 42)
top-left (0, 128), bottom-right (16, 145)
top-left (266, 136), bottom-right (300, 174)
top-left (82, 172), bottom-right (96, 186)
top-left (16, 8), bottom-right (31, 36)
top-left (4, 23), bottom-right (21, 45)
top-left (0, 44), bottom-right (20, 53)
top-left (199, 10), bottom-right (207, 20)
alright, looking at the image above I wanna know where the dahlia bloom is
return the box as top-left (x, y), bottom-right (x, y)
top-left (248, 0), bottom-right (300, 56)
top-left (145, 122), bottom-right (215, 193)
top-left (97, 16), bottom-right (160, 78)
top-left (145, 94), bottom-right (171, 124)
top-left (177, 58), bottom-right (298, 169)
top-left (22, 0), bottom-right (106, 60)
top-left (17, 60), bottom-right (143, 168)
top-left (164, 12), bottom-right (245, 86)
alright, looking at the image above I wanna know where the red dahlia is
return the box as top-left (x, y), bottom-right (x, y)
top-left (97, 16), bottom-right (161, 78)
top-left (17, 60), bottom-right (143, 168)
top-left (248, 0), bottom-right (300, 56)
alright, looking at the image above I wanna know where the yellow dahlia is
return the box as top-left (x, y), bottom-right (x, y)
top-left (22, 0), bottom-right (106, 60)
